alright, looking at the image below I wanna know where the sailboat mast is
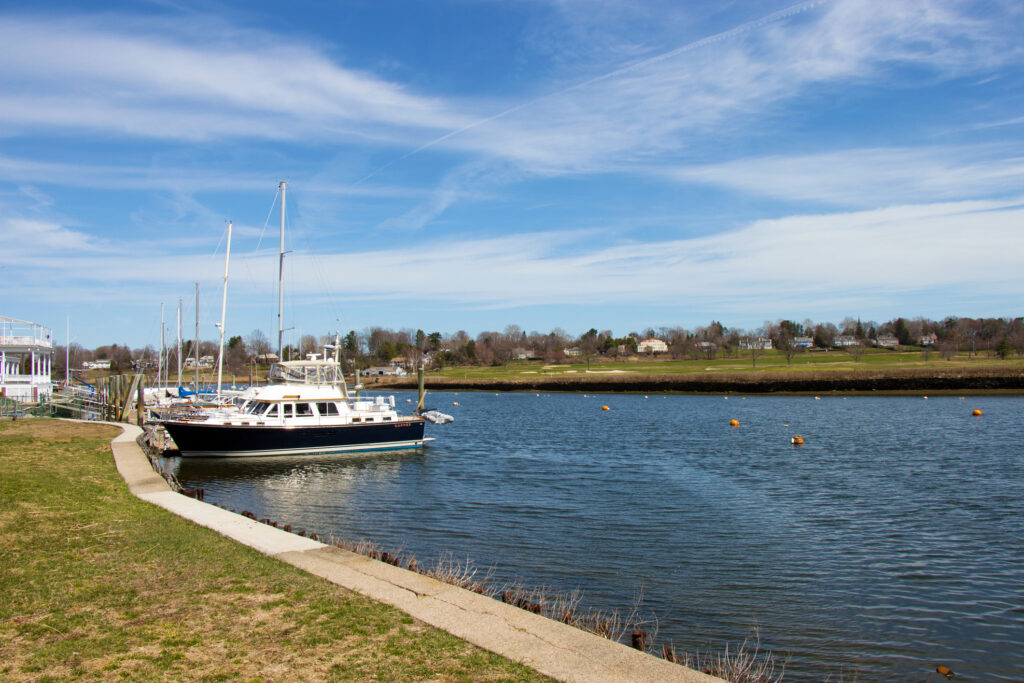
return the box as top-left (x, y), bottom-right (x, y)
top-left (159, 302), bottom-right (165, 389)
top-left (176, 299), bottom-right (182, 386)
top-left (194, 282), bottom-right (200, 389)
top-left (277, 180), bottom-right (286, 362)
top-left (216, 222), bottom-right (232, 405)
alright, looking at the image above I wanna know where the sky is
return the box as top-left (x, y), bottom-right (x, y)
top-left (2, 0), bottom-right (1023, 350)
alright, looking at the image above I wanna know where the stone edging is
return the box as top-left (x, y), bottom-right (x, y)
top-left (108, 423), bottom-right (722, 683)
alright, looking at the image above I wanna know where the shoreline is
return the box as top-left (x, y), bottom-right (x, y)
top-left (371, 366), bottom-right (1024, 394)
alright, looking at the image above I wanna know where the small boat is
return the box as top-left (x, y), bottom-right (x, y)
top-left (160, 359), bottom-right (429, 457)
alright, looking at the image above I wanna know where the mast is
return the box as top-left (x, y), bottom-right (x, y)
top-left (176, 298), bottom-right (182, 386)
top-left (194, 282), bottom-right (200, 389)
top-left (216, 222), bottom-right (232, 405)
top-left (159, 302), bottom-right (165, 389)
top-left (65, 316), bottom-right (69, 386)
top-left (277, 180), bottom-right (286, 362)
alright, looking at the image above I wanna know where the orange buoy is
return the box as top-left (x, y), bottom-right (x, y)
top-left (729, 419), bottom-right (739, 427)
top-left (972, 409), bottom-right (982, 416)
top-left (936, 664), bottom-right (954, 679)
top-left (453, 402), bottom-right (460, 406)
top-left (602, 405), bottom-right (610, 411)
top-left (791, 435), bottom-right (804, 445)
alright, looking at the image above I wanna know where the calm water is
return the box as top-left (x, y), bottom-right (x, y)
top-left (162, 393), bottom-right (1024, 681)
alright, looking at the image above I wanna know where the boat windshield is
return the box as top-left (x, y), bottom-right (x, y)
top-left (269, 361), bottom-right (346, 387)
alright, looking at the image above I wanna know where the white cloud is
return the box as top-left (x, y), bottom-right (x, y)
top-left (669, 147), bottom-right (1024, 206)
top-left (0, 15), bottom-right (472, 142)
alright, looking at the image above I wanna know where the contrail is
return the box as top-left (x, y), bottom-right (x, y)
top-left (351, 0), bottom-right (830, 186)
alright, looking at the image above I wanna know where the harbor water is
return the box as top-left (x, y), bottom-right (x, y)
top-left (162, 392), bottom-right (1024, 681)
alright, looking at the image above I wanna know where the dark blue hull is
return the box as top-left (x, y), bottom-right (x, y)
top-left (163, 418), bottom-right (427, 457)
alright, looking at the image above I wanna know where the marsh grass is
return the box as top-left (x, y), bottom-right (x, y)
top-left (0, 418), bottom-right (550, 682)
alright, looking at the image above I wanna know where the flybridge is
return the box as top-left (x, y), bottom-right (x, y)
top-left (0, 316), bottom-right (54, 402)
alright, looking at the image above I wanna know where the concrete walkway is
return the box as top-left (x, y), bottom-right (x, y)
top-left (110, 424), bottom-right (722, 683)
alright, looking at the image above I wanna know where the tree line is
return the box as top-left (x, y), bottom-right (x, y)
top-left (53, 315), bottom-right (1024, 377)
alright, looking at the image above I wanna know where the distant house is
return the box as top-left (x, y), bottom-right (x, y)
top-left (875, 334), bottom-right (899, 348)
top-left (834, 335), bottom-right (859, 347)
top-left (365, 365), bottom-right (407, 377)
top-left (696, 341), bottom-right (717, 351)
top-left (511, 347), bottom-right (530, 361)
top-left (793, 336), bottom-right (814, 348)
top-left (563, 347), bottom-right (582, 357)
top-left (637, 338), bottom-right (668, 354)
top-left (739, 337), bottom-right (773, 351)
top-left (253, 353), bottom-right (279, 365)
top-left (920, 333), bottom-right (938, 346)
top-left (82, 360), bottom-right (111, 370)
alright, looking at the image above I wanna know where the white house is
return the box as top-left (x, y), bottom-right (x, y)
top-left (875, 334), bottom-right (900, 347)
top-left (920, 333), bottom-right (938, 346)
top-left (834, 335), bottom-right (859, 347)
top-left (739, 337), bottom-right (773, 351)
top-left (82, 359), bottom-right (111, 370)
top-left (637, 338), bottom-right (668, 354)
top-left (793, 336), bottom-right (814, 348)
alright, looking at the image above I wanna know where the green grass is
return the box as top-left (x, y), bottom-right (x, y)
top-left (0, 419), bottom-right (551, 682)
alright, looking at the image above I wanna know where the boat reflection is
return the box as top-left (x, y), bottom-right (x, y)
top-left (162, 448), bottom-right (423, 492)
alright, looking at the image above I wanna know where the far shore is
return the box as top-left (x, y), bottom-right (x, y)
top-left (367, 366), bottom-right (1024, 394)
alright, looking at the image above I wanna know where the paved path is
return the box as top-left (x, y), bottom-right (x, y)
top-left (110, 424), bottom-right (723, 683)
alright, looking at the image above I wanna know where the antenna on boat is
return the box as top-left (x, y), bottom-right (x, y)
top-left (216, 221), bottom-right (232, 406)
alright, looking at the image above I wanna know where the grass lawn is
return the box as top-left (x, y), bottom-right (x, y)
top-left (0, 419), bottom-right (550, 682)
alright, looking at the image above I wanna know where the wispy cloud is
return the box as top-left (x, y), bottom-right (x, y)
top-left (0, 14), bottom-right (472, 142)
top-left (669, 146), bottom-right (1024, 206)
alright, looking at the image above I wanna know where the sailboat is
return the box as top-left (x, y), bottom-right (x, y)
top-left (160, 183), bottom-right (431, 457)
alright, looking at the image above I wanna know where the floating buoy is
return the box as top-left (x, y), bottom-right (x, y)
top-left (453, 402), bottom-right (460, 406)
top-left (602, 405), bottom-right (610, 411)
top-left (972, 409), bottom-right (982, 416)
top-left (814, 396), bottom-right (820, 400)
top-left (791, 435), bottom-right (804, 445)
top-left (406, 398), bottom-right (412, 403)
top-left (729, 419), bottom-right (739, 427)
top-left (936, 664), bottom-right (954, 679)
top-left (923, 396), bottom-right (928, 400)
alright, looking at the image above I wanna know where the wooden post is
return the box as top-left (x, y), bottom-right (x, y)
top-left (136, 374), bottom-right (146, 426)
top-left (416, 366), bottom-right (425, 414)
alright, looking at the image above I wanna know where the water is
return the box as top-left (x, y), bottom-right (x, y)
top-left (162, 393), bottom-right (1024, 681)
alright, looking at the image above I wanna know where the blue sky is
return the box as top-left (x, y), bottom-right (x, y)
top-left (2, 0), bottom-right (1023, 349)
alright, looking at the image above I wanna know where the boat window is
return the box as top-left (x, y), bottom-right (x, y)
top-left (284, 403), bottom-right (295, 418)
top-left (266, 404), bottom-right (281, 419)
top-left (351, 417), bottom-right (361, 423)
top-left (383, 417), bottom-right (391, 422)
top-left (317, 402), bottom-right (340, 416)
top-left (295, 402), bottom-right (314, 416)
top-left (365, 417), bottom-right (374, 423)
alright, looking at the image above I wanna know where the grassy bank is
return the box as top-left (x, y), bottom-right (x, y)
top-left (0, 419), bottom-right (549, 682)
top-left (373, 351), bottom-right (1024, 393)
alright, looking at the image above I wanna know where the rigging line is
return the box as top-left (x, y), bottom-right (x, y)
top-left (350, 0), bottom-right (829, 188)
top-left (254, 185), bottom-right (281, 254)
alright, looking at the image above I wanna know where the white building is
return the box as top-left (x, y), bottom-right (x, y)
top-left (82, 360), bottom-right (111, 370)
top-left (834, 335), bottom-right (859, 347)
top-left (739, 337), bottom-right (773, 351)
top-left (1, 316), bottom-right (53, 402)
top-left (637, 338), bottom-right (669, 354)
